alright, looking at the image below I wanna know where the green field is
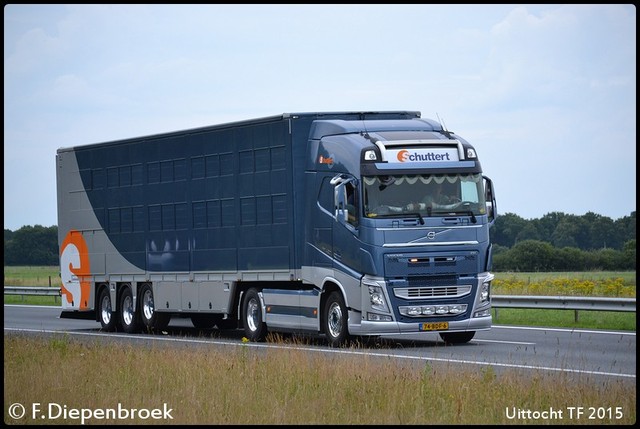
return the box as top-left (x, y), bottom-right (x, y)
top-left (4, 267), bottom-right (636, 331)
top-left (4, 265), bottom-right (60, 286)
top-left (495, 270), bottom-right (636, 285)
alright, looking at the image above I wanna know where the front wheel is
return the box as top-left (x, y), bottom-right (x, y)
top-left (242, 288), bottom-right (267, 342)
top-left (323, 291), bottom-right (351, 348)
top-left (439, 331), bottom-right (475, 344)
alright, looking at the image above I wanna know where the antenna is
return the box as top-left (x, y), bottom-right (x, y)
top-left (361, 116), bottom-right (369, 139)
top-left (436, 112), bottom-right (454, 139)
top-left (436, 112), bottom-right (449, 133)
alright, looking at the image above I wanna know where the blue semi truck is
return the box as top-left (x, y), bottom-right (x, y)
top-left (56, 111), bottom-right (497, 346)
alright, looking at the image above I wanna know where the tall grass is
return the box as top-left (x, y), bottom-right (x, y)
top-left (493, 272), bottom-right (636, 297)
top-left (4, 335), bottom-right (636, 425)
top-left (495, 271), bottom-right (636, 285)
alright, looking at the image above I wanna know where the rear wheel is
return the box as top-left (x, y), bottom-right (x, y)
top-left (242, 288), bottom-right (267, 342)
top-left (139, 283), bottom-right (170, 332)
top-left (98, 287), bottom-right (118, 332)
top-left (323, 291), bottom-right (351, 348)
top-left (119, 285), bottom-right (140, 334)
top-left (439, 331), bottom-right (475, 344)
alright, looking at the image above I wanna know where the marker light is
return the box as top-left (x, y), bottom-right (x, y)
top-left (363, 150), bottom-right (378, 161)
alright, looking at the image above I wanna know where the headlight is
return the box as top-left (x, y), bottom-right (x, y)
top-left (368, 284), bottom-right (390, 313)
top-left (362, 276), bottom-right (390, 314)
top-left (480, 281), bottom-right (490, 303)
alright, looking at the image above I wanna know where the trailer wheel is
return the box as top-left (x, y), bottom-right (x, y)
top-left (439, 331), bottom-right (475, 344)
top-left (139, 283), bottom-right (170, 332)
top-left (98, 287), bottom-right (118, 332)
top-left (119, 286), bottom-right (140, 334)
top-left (323, 291), bottom-right (351, 348)
top-left (242, 288), bottom-right (267, 342)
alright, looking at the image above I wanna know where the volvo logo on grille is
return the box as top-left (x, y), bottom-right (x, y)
top-left (427, 231), bottom-right (436, 240)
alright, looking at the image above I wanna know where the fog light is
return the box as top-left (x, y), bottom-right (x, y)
top-left (399, 306), bottom-right (421, 316)
top-left (368, 313), bottom-right (392, 322)
top-left (421, 306), bottom-right (436, 315)
top-left (474, 309), bottom-right (491, 318)
top-left (449, 304), bottom-right (465, 314)
top-left (436, 306), bottom-right (448, 314)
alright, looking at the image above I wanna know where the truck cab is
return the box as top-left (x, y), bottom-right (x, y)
top-left (302, 118), bottom-right (497, 345)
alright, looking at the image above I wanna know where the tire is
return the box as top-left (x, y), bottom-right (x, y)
top-left (139, 283), bottom-right (170, 332)
top-left (439, 331), bottom-right (475, 344)
top-left (323, 291), bottom-right (351, 348)
top-left (119, 285), bottom-right (140, 334)
top-left (98, 287), bottom-right (118, 332)
top-left (191, 314), bottom-right (217, 330)
top-left (242, 288), bottom-right (267, 342)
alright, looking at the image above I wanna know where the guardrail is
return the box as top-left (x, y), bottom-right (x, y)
top-left (4, 286), bottom-right (61, 303)
top-left (492, 295), bottom-right (635, 322)
top-left (492, 295), bottom-right (635, 312)
top-left (3, 287), bottom-right (635, 320)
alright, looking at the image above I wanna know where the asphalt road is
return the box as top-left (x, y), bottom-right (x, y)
top-left (4, 304), bottom-right (636, 383)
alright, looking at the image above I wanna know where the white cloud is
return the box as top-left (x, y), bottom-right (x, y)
top-left (3, 4), bottom-right (636, 230)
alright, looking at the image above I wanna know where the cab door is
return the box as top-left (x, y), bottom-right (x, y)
top-left (332, 175), bottom-right (362, 273)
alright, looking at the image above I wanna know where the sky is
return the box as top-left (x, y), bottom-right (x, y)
top-left (3, 4), bottom-right (636, 231)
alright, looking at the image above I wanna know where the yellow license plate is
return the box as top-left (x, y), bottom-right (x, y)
top-left (420, 321), bottom-right (449, 331)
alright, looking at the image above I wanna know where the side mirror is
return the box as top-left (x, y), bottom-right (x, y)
top-left (334, 185), bottom-right (348, 223)
top-left (483, 175), bottom-right (497, 224)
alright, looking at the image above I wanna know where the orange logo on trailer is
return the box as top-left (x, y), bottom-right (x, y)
top-left (60, 230), bottom-right (91, 310)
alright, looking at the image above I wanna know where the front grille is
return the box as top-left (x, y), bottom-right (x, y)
top-left (394, 285), bottom-right (472, 300)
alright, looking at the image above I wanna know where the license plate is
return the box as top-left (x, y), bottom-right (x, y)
top-left (420, 321), bottom-right (449, 331)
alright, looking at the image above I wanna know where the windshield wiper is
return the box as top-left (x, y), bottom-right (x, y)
top-left (375, 212), bottom-right (425, 225)
top-left (459, 210), bottom-right (477, 223)
top-left (431, 209), bottom-right (477, 223)
top-left (405, 211), bottom-right (425, 225)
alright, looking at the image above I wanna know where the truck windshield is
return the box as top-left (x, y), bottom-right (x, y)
top-left (363, 173), bottom-right (487, 218)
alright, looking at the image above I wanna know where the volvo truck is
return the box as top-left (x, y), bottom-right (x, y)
top-left (57, 111), bottom-right (497, 346)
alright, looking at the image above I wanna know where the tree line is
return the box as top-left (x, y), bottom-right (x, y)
top-left (3, 210), bottom-right (637, 271)
top-left (491, 211), bottom-right (636, 271)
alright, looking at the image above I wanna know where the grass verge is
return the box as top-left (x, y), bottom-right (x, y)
top-left (3, 334), bottom-right (636, 425)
